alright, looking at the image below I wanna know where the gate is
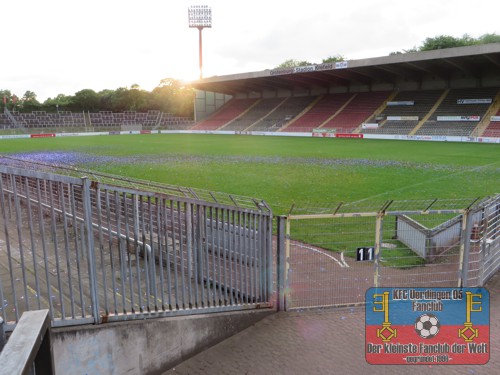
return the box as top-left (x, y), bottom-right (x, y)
top-left (0, 163), bottom-right (273, 330)
top-left (277, 197), bottom-right (499, 310)
top-left (466, 194), bottom-right (500, 286)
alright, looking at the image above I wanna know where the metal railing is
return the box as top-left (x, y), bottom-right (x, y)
top-left (0, 165), bottom-right (273, 330)
top-left (1, 160), bottom-right (498, 323)
top-left (0, 310), bottom-right (54, 375)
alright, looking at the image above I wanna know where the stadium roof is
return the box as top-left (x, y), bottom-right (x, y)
top-left (190, 43), bottom-right (500, 95)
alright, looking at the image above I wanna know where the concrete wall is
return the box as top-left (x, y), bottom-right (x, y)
top-left (195, 91), bottom-right (232, 122)
top-left (52, 309), bottom-right (273, 375)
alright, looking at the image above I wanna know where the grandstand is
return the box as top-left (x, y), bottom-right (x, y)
top-left (284, 93), bottom-right (353, 132)
top-left (8, 111), bottom-right (85, 129)
top-left (192, 98), bottom-right (258, 130)
top-left (246, 96), bottom-right (314, 131)
top-left (0, 113), bottom-right (11, 129)
top-left (322, 91), bottom-right (389, 133)
top-left (0, 110), bottom-right (194, 132)
top-left (361, 90), bottom-right (443, 135)
top-left (415, 87), bottom-right (498, 136)
top-left (190, 43), bottom-right (500, 139)
top-left (157, 112), bottom-right (195, 130)
top-left (88, 111), bottom-right (163, 129)
top-left (483, 108), bottom-right (500, 137)
top-left (222, 97), bottom-right (286, 131)
top-left (189, 87), bottom-right (500, 137)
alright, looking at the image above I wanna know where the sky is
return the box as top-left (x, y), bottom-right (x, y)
top-left (2, 0), bottom-right (499, 102)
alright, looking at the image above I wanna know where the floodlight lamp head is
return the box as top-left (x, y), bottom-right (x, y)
top-left (188, 5), bottom-right (212, 28)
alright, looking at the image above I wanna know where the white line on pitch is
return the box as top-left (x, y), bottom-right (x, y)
top-left (295, 244), bottom-right (349, 268)
top-left (340, 252), bottom-right (349, 267)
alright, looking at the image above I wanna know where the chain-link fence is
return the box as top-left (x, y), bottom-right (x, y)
top-left (277, 196), bottom-right (500, 310)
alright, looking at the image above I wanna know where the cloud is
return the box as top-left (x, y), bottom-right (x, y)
top-left (2, 0), bottom-right (498, 101)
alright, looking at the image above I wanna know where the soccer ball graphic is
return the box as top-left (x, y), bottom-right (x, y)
top-left (415, 313), bottom-right (441, 339)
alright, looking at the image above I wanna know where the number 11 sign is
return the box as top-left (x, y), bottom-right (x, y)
top-left (357, 247), bottom-right (374, 261)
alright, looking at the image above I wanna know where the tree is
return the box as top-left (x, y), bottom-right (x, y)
top-left (18, 90), bottom-right (40, 111)
top-left (0, 89), bottom-right (12, 99)
top-left (22, 90), bottom-right (38, 102)
top-left (1, 80), bottom-right (196, 117)
top-left (419, 35), bottom-right (466, 51)
top-left (404, 47), bottom-right (419, 53)
top-left (0, 89), bottom-right (12, 109)
top-left (478, 33), bottom-right (500, 44)
top-left (389, 33), bottom-right (500, 55)
top-left (322, 54), bottom-right (346, 63)
top-left (107, 87), bottom-right (129, 112)
top-left (390, 47), bottom-right (418, 54)
top-left (152, 78), bottom-right (194, 116)
top-left (96, 89), bottom-right (116, 111)
top-left (43, 94), bottom-right (73, 112)
top-left (276, 59), bottom-right (313, 68)
top-left (172, 85), bottom-right (195, 117)
top-left (459, 33), bottom-right (476, 46)
top-left (122, 85), bottom-right (150, 111)
top-left (73, 89), bottom-right (99, 111)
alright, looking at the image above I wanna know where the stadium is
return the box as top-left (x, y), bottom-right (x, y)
top-left (0, 37), bottom-right (499, 375)
top-left (191, 43), bottom-right (500, 140)
top-left (1, 44), bottom-right (500, 140)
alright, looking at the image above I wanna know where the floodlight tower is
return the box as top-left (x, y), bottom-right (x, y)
top-left (188, 5), bottom-right (212, 79)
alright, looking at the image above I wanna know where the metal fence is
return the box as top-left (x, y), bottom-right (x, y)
top-left (0, 165), bottom-right (273, 330)
top-left (466, 194), bottom-right (500, 286)
top-left (277, 196), bottom-right (500, 310)
top-left (1, 159), bottom-right (499, 325)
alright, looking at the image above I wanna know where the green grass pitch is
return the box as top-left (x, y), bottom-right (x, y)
top-left (2, 133), bottom-right (499, 215)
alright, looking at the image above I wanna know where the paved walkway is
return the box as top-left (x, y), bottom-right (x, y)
top-left (166, 273), bottom-right (499, 375)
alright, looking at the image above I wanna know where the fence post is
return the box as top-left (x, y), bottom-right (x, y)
top-left (0, 317), bottom-right (5, 352)
top-left (373, 212), bottom-right (384, 288)
top-left (457, 209), bottom-right (473, 287)
top-left (185, 203), bottom-right (193, 307)
top-left (82, 177), bottom-right (100, 324)
top-left (478, 210), bottom-right (489, 286)
top-left (276, 216), bottom-right (286, 311)
top-left (196, 204), bottom-right (205, 293)
top-left (266, 214), bottom-right (273, 303)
